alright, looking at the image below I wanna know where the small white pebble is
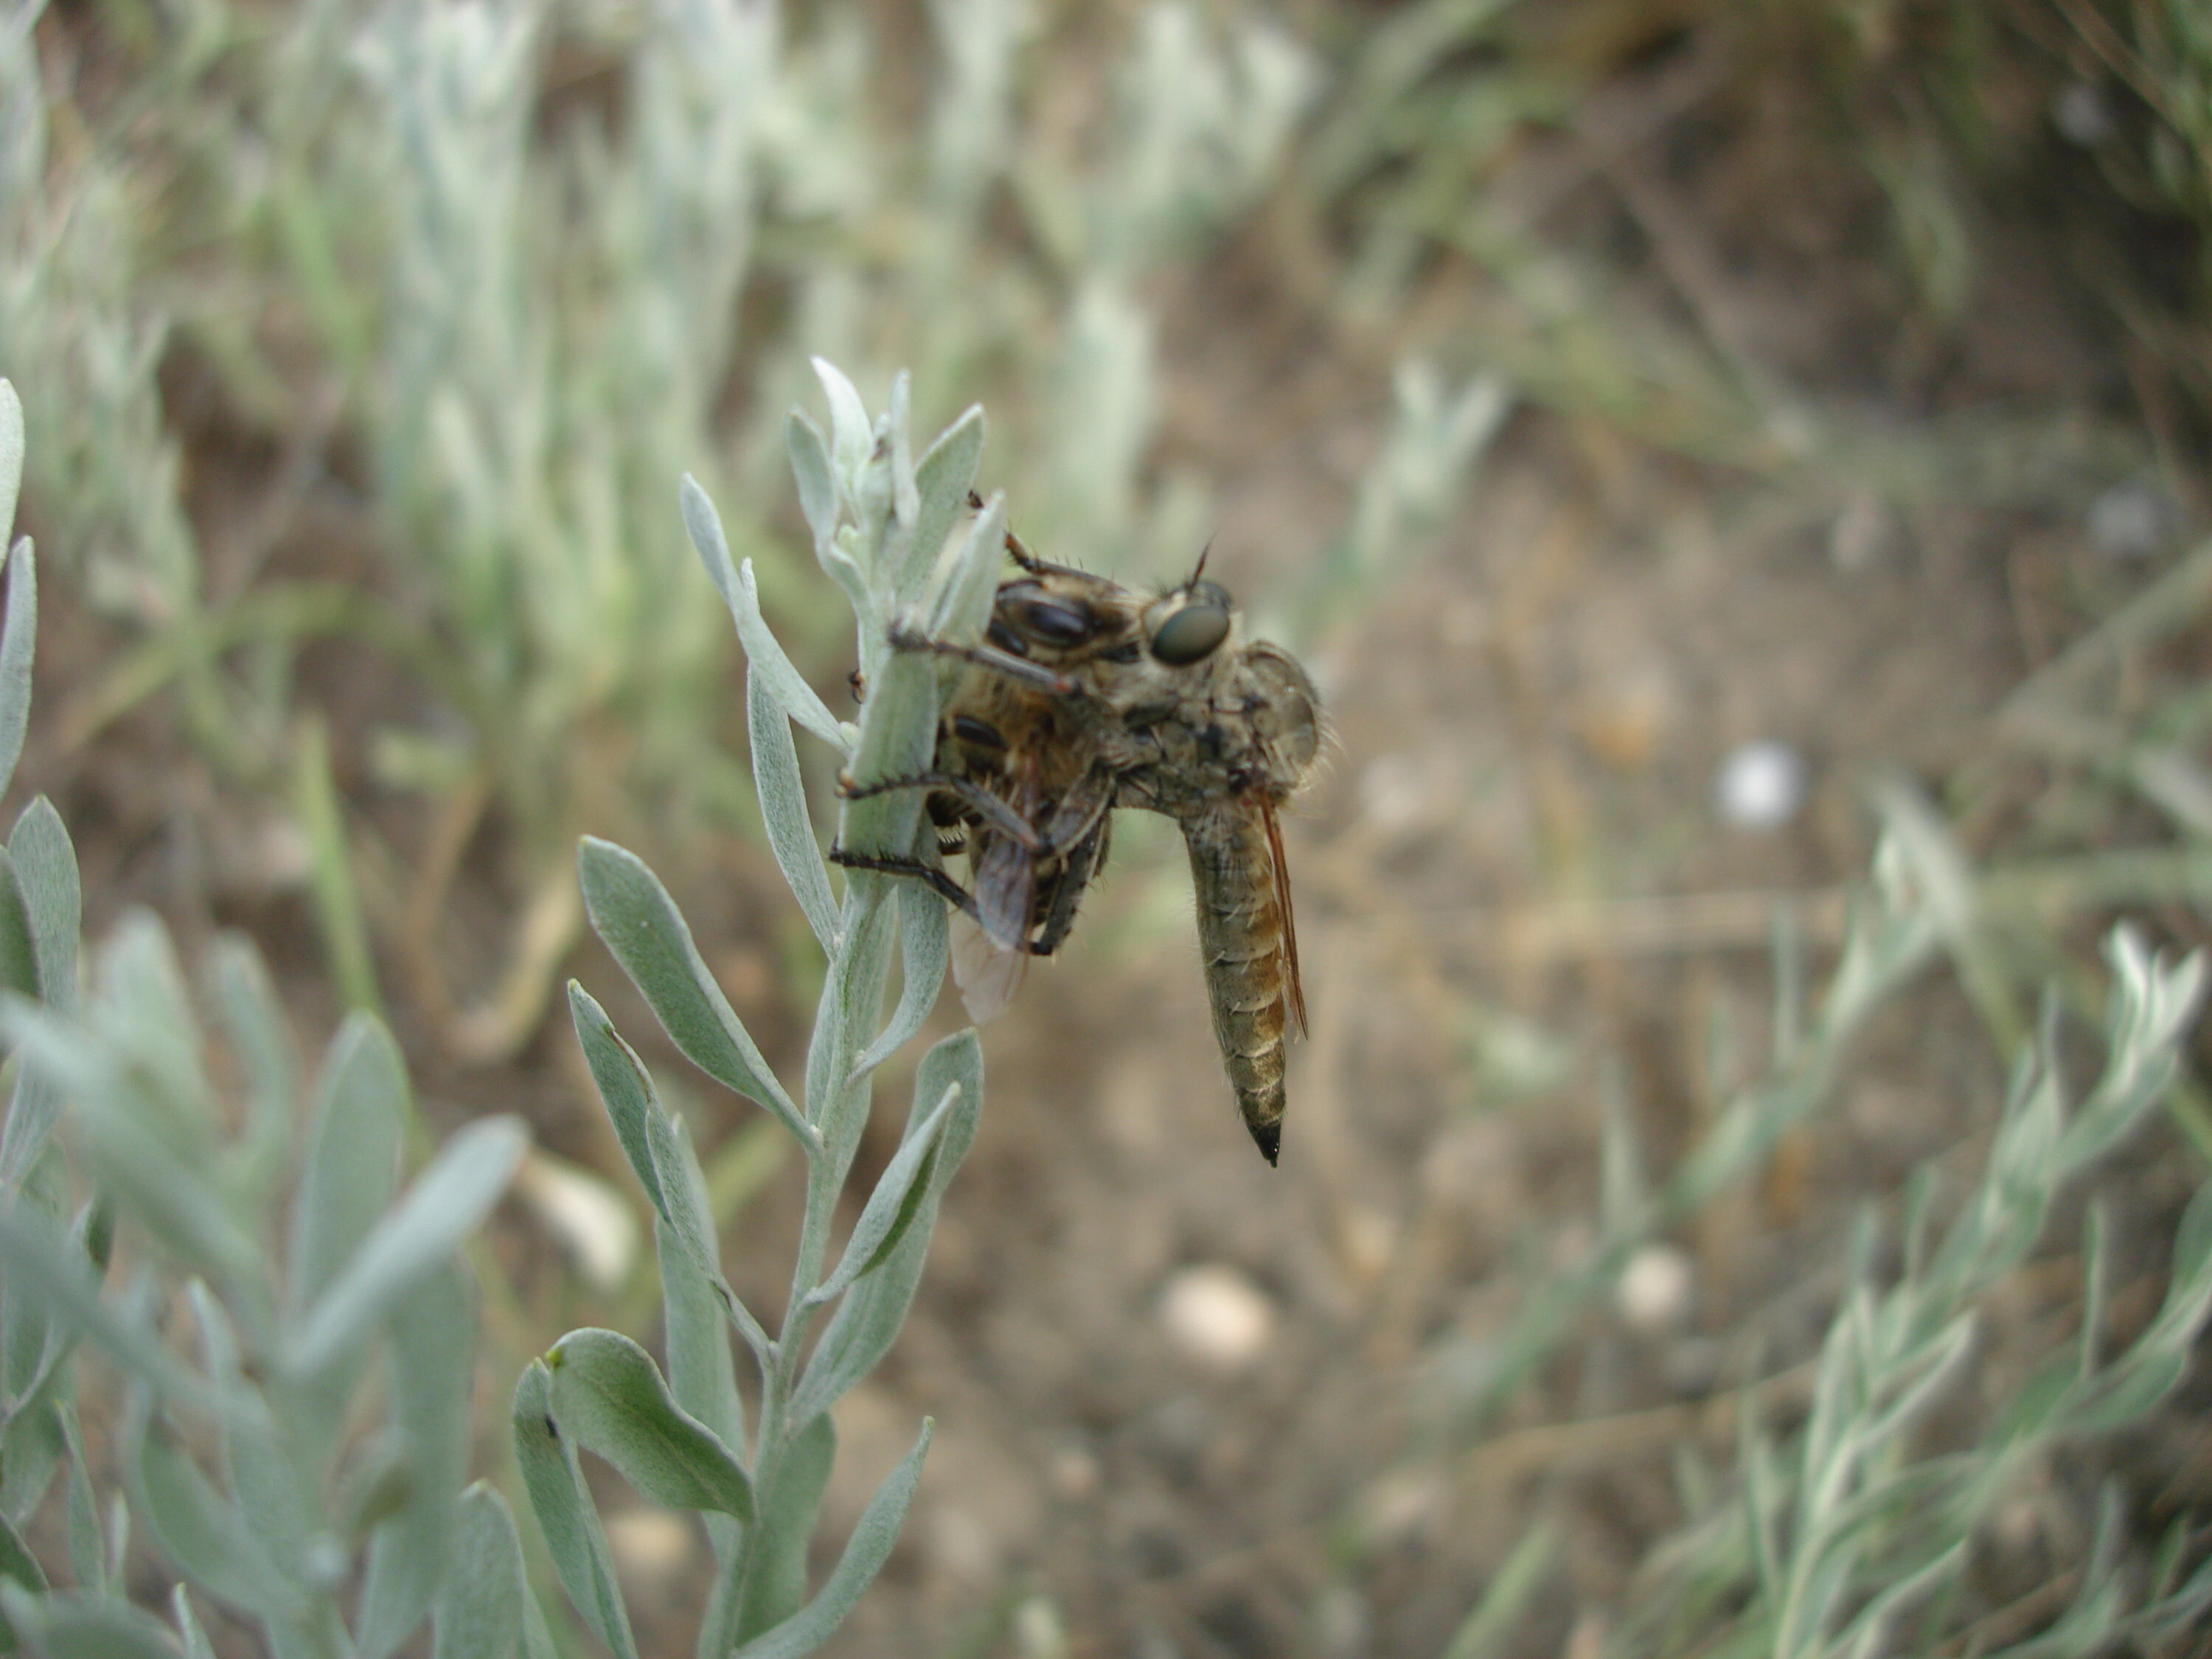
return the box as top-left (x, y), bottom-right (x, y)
top-left (1159, 1264), bottom-right (1276, 1373)
top-left (514, 1151), bottom-right (641, 1293)
top-left (1617, 1243), bottom-right (1696, 1332)
top-left (1716, 740), bottom-right (1807, 830)
top-left (2052, 81), bottom-right (2114, 147)
top-left (2088, 476), bottom-right (2174, 562)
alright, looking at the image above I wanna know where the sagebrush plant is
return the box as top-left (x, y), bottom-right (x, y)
top-left (1411, 794), bottom-right (2212, 1657)
top-left (0, 378), bottom-right (535, 1659)
top-left (512, 364), bottom-right (997, 1658)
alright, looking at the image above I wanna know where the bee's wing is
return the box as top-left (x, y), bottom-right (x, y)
top-left (971, 827), bottom-right (1037, 952)
top-left (1264, 801), bottom-right (1307, 1039)
top-left (950, 912), bottom-right (1026, 1023)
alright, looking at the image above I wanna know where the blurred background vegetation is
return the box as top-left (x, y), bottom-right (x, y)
top-left (5, 0), bottom-right (2212, 1653)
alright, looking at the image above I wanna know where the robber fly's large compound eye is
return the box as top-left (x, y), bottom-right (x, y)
top-left (1145, 582), bottom-right (1232, 666)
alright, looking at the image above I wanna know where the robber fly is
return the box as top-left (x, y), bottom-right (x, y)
top-left (832, 509), bottom-right (1321, 1164)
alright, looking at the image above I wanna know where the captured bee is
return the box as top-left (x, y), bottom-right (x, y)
top-left (832, 512), bottom-right (1321, 1164)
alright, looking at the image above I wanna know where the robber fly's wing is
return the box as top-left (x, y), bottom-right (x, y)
top-left (1264, 801), bottom-right (1307, 1040)
top-left (950, 911), bottom-right (1026, 1023)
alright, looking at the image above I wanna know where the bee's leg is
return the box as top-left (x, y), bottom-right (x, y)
top-left (837, 769), bottom-right (1046, 851)
top-left (827, 844), bottom-right (1055, 955)
top-left (825, 846), bottom-right (976, 912)
top-left (1024, 762), bottom-right (1119, 860)
top-left (1031, 812), bottom-right (1110, 957)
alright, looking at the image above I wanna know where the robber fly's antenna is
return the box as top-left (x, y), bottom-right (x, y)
top-left (1188, 540), bottom-right (1213, 587)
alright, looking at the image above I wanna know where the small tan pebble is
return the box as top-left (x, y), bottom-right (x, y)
top-left (925, 1504), bottom-right (1000, 1583)
top-left (605, 1508), bottom-right (694, 1582)
top-left (1335, 1205), bottom-right (1397, 1288)
top-left (1048, 1444), bottom-right (1100, 1500)
top-left (1159, 1264), bottom-right (1276, 1373)
top-left (1354, 1467), bottom-right (1442, 1548)
top-left (1617, 1243), bottom-right (1695, 1332)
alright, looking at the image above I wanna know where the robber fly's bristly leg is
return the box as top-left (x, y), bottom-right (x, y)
top-left (883, 626), bottom-right (1080, 697)
top-left (836, 768), bottom-right (1048, 851)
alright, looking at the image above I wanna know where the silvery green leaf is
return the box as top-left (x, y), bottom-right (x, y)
top-left (335, 1434), bottom-right (413, 1541)
top-left (785, 412), bottom-right (838, 556)
top-left (730, 1410), bottom-right (835, 1643)
top-left (571, 1002), bottom-right (770, 1367)
top-left (211, 1389), bottom-right (313, 1606)
top-left (849, 881), bottom-right (947, 1081)
top-left (170, 1587), bottom-right (216, 1659)
top-left (0, 851), bottom-right (33, 1004)
top-left (546, 1329), bottom-right (753, 1520)
top-left (62, 1405), bottom-right (98, 1593)
top-left (0, 1587), bottom-right (184, 1659)
top-left (567, 984), bottom-right (669, 1217)
top-left (0, 1195), bottom-right (209, 1408)
top-left (658, 1207), bottom-right (746, 1488)
top-left (792, 1032), bottom-right (981, 1422)
top-left (5, 802), bottom-right (77, 1021)
top-left (0, 1395), bottom-right (60, 1528)
top-left (0, 541), bottom-right (33, 806)
top-left (804, 890), bottom-right (894, 1149)
top-left (135, 1417), bottom-right (299, 1620)
top-left (679, 476), bottom-right (844, 750)
top-left (357, 1261), bottom-right (476, 1659)
top-left (748, 664), bottom-right (838, 953)
top-left (896, 405), bottom-right (986, 611)
top-left (819, 529), bottom-right (874, 650)
top-left (577, 839), bottom-right (810, 1144)
top-left (206, 936), bottom-right (299, 1186)
top-left (923, 488), bottom-right (1005, 647)
top-left (510, 1362), bottom-right (637, 1659)
top-left (288, 1015), bottom-right (406, 1312)
top-left (0, 1507), bottom-right (43, 1598)
top-left (886, 372), bottom-right (919, 536)
top-left (288, 1117), bottom-right (528, 1377)
top-left (0, 1068), bottom-right (60, 1203)
top-left (807, 1079), bottom-right (960, 1309)
top-left (0, 383), bottom-right (21, 549)
top-left (433, 1484), bottom-right (547, 1659)
top-left (661, 1237), bottom-right (745, 1581)
top-left (835, 647), bottom-right (939, 862)
top-left (0, 1001), bottom-right (259, 1293)
top-left (90, 913), bottom-right (204, 1116)
top-left (729, 1419), bottom-right (931, 1659)
top-left (812, 356), bottom-right (872, 504)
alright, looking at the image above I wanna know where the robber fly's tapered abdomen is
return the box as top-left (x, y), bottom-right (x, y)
top-left (1183, 806), bottom-right (1294, 1164)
